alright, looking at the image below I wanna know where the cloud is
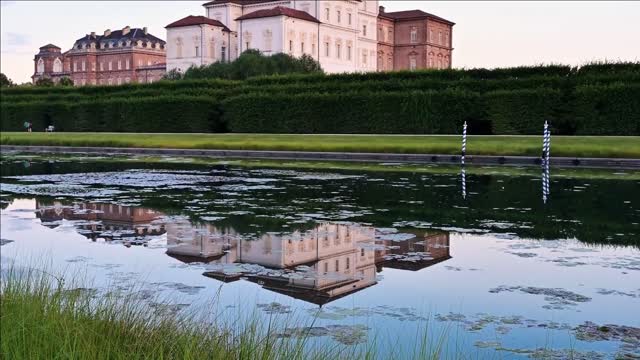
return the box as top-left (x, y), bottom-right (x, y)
top-left (6, 32), bottom-right (30, 47)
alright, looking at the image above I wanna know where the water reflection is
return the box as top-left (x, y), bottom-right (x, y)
top-left (542, 160), bottom-right (550, 204)
top-left (34, 200), bottom-right (451, 305)
top-left (36, 200), bottom-right (165, 245)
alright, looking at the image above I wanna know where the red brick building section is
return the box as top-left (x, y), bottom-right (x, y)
top-left (33, 26), bottom-right (167, 86)
top-left (377, 6), bottom-right (454, 71)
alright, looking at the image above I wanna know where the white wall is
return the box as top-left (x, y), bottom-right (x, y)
top-left (238, 16), bottom-right (284, 55)
top-left (166, 24), bottom-right (232, 72)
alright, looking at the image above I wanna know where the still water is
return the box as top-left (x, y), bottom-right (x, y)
top-left (1, 155), bottom-right (639, 358)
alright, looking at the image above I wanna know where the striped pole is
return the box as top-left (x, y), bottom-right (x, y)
top-left (461, 167), bottom-right (467, 199)
top-left (546, 124), bottom-right (551, 163)
top-left (542, 159), bottom-right (550, 204)
top-left (461, 121), bottom-right (467, 166)
top-left (542, 121), bottom-right (549, 161)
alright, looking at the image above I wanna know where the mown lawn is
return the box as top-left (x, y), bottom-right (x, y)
top-left (1, 132), bottom-right (639, 158)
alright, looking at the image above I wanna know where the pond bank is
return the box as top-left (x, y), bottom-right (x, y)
top-left (2, 145), bottom-right (639, 169)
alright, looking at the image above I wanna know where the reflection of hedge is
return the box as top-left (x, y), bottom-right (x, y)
top-left (2, 159), bottom-right (637, 248)
top-left (2, 63), bottom-right (640, 134)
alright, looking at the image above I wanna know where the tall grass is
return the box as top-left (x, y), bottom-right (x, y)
top-left (0, 265), bottom-right (451, 359)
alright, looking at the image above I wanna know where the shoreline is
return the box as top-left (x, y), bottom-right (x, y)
top-left (3, 145), bottom-right (639, 169)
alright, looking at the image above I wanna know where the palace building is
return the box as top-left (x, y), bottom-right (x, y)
top-left (166, 0), bottom-right (454, 74)
top-left (32, 26), bottom-right (166, 86)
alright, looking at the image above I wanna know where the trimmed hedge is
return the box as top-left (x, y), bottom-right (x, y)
top-left (1, 96), bottom-right (224, 133)
top-left (2, 63), bottom-right (640, 135)
top-left (573, 84), bottom-right (640, 135)
top-left (224, 90), bottom-right (483, 134)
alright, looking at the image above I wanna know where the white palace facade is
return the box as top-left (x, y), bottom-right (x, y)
top-left (166, 0), bottom-right (383, 74)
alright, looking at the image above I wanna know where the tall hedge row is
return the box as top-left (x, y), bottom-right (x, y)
top-left (2, 63), bottom-right (639, 135)
top-left (1, 96), bottom-right (223, 133)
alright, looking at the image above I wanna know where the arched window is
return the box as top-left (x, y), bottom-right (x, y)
top-left (37, 58), bottom-right (45, 74)
top-left (409, 55), bottom-right (417, 71)
top-left (209, 39), bottom-right (216, 58)
top-left (53, 58), bottom-right (62, 73)
top-left (410, 27), bottom-right (418, 43)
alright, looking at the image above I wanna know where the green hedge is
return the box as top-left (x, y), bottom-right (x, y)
top-left (1, 96), bottom-right (224, 133)
top-left (224, 90), bottom-right (483, 134)
top-left (573, 84), bottom-right (640, 135)
top-left (2, 63), bottom-right (640, 135)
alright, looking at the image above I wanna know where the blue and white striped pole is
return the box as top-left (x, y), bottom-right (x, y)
top-left (461, 121), bottom-right (467, 199)
top-left (542, 121), bottom-right (551, 163)
top-left (461, 121), bottom-right (467, 166)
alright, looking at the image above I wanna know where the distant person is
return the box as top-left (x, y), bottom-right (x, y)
top-left (24, 121), bottom-right (32, 132)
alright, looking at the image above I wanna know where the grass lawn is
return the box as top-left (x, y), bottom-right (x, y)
top-left (1, 132), bottom-right (639, 158)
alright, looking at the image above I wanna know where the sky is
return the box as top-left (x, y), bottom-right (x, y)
top-left (1, 1), bottom-right (639, 83)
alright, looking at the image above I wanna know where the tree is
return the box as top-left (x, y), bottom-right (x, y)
top-left (162, 69), bottom-right (184, 81)
top-left (0, 73), bottom-right (14, 87)
top-left (57, 77), bottom-right (74, 86)
top-left (35, 78), bottom-right (54, 87)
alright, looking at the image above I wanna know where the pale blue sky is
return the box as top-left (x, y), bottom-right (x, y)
top-left (1, 1), bottom-right (638, 83)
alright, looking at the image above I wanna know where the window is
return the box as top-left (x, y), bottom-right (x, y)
top-left (73, 62), bottom-right (77, 72)
top-left (325, 8), bottom-right (330, 21)
top-left (125, 77), bottom-right (130, 83)
top-left (108, 78), bottom-right (113, 85)
top-left (324, 42), bottom-right (330, 57)
top-left (335, 259), bottom-right (339, 272)
top-left (117, 77), bottom-right (122, 85)
top-left (195, 46), bottom-right (200, 57)
top-left (108, 61), bottom-right (112, 71)
top-left (53, 58), bottom-right (62, 73)
top-left (347, 46), bottom-right (352, 61)
top-left (388, 29), bottom-right (393, 42)
top-left (289, 40), bottom-right (293, 52)
top-left (126, 59), bottom-right (130, 70)
top-left (324, 262), bottom-right (328, 274)
top-left (362, 25), bottom-right (367, 36)
top-left (245, 41), bottom-right (250, 50)
top-left (221, 46), bottom-right (226, 61)
top-left (410, 27), bottom-right (418, 43)
top-left (337, 10), bottom-right (341, 23)
top-left (82, 61), bottom-right (86, 71)
top-left (361, 248), bottom-right (365, 257)
top-left (346, 257), bottom-right (350, 269)
top-left (138, 59), bottom-right (142, 66)
top-left (438, 58), bottom-right (443, 69)
top-left (445, 32), bottom-right (449, 46)
top-left (37, 58), bottom-right (45, 74)
top-left (348, 13), bottom-right (352, 25)
top-left (410, 56), bottom-right (417, 71)
top-left (92, 62), bottom-right (96, 71)
top-left (439, 31), bottom-right (442, 45)
top-left (301, 42), bottom-right (305, 53)
top-left (430, 30), bottom-right (434, 42)
top-left (117, 60), bottom-right (121, 70)
top-left (336, 43), bottom-right (341, 59)
top-left (362, 51), bottom-right (367, 65)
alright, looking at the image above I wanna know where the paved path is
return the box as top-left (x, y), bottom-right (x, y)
top-left (2, 145), bottom-right (639, 169)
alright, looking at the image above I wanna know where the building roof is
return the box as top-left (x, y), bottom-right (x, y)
top-left (165, 15), bottom-right (231, 32)
top-left (203, 0), bottom-right (277, 6)
top-left (236, 6), bottom-right (320, 23)
top-left (380, 9), bottom-right (455, 25)
top-left (74, 27), bottom-right (165, 46)
top-left (39, 44), bottom-right (61, 50)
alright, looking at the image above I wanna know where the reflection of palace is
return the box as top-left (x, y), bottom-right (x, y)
top-left (36, 200), bottom-right (165, 242)
top-left (166, 221), bottom-right (451, 305)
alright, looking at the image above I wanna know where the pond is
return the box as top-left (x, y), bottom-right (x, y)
top-left (1, 154), bottom-right (639, 359)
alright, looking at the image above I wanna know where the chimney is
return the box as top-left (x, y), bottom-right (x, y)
top-left (122, 26), bottom-right (130, 35)
top-left (379, 5), bottom-right (385, 13)
top-left (104, 29), bottom-right (111, 36)
top-left (90, 31), bottom-right (96, 37)
top-left (143, 27), bottom-right (148, 35)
